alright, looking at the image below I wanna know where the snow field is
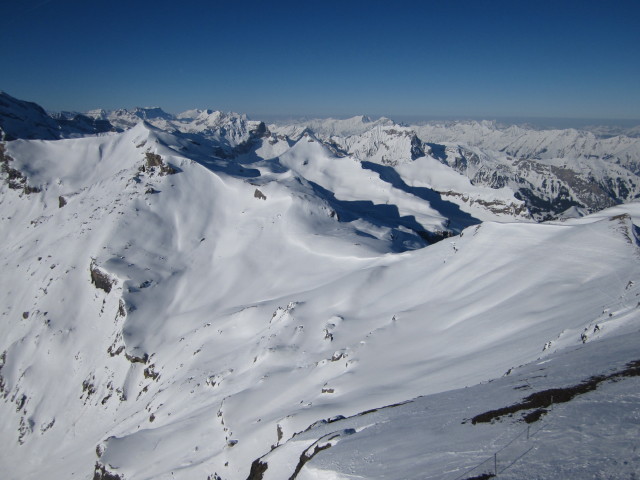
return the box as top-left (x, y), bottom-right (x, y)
top-left (1, 117), bottom-right (639, 479)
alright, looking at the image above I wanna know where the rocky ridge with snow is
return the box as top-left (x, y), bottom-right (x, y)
top-left (1, 93), bottom-right (640, 480)
top-left (268, 116), bottom-right (640, 221)
top-left (87, 106), bottom-right (270, 159)
top-left (413, 121), bottom-right (640, 220)
top-left (56, 98), bottom-right (640, 222)
top-left (0, 92), bottom-right (115, 141)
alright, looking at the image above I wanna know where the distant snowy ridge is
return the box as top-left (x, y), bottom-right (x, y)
top-left (414, 120), bottom-right (640, 166)
top-left (428, 141), bottom-right (640, 220)
top-left (4, 90), bottom-right (640, 222)
top-left (86, 106), bottom-right (269, 156)
top-left (271, 116), bottom-right (640, 220)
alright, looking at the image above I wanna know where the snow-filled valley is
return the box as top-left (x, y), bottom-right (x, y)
top-left (1, 92), bottom-right (640, 480)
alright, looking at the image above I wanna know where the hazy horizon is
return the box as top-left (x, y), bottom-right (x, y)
top-left (252, 112), bottom-right (640, 129)
top-left (6, 86), bottom-right (638, 131)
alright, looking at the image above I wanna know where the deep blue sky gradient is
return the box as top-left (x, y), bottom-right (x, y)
top-left (2, 0), bottom-right (639, 120)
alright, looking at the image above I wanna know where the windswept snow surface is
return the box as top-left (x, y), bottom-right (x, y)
top-left (1, 104), bottom-right (640, 480)
top-left (281, 325), bottom-right (640, 480)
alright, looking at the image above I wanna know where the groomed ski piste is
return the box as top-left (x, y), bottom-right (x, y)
top-left (0, 113), bottom-right (639, 479)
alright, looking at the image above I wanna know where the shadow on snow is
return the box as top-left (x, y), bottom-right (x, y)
top-left (361, 161), bottom-right (481, 233)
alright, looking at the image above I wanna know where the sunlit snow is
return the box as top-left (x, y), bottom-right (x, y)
top-left (1, 97), bottom-right (639, 480)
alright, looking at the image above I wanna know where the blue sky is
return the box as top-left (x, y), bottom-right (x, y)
top-left (2, 0), bottom-right (639, 120)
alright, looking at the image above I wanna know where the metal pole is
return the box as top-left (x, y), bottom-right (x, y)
top-left (527, 425), bottom-right (530, 440)
top-left (494, 453), bottom-right (497, 475)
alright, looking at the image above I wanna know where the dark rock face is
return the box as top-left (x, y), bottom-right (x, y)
top-left (471, 359), bottom-right (640, 425)
top-left (0, 91), bottom-right (115, 140)
top-left (250, 121), bottom-right (268, 138)
top-left (435, 144), bottom-right (638, 220)
top-left (53, 112), bottom-right (115, 136)
top-left (144, 152), bottom-right (176, 176)
top-left (0, 91), bottom-right (60, 140)
top-left (246, 459), bottom-right (268, 480)
top-left (410, 133), bottom-right (425, 160)
top-left (0, 144), bottom-right (41, 194)
top-left (93, 462), bottom-right (123, 480)
top-left (90, 261), bottom-right (115, 294)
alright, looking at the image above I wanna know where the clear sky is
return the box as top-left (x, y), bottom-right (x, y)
top-left (2, 0), bottom-right (639, 120)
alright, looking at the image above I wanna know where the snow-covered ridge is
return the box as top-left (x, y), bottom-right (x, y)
top-left (0, 91), bottom-right (114, 140)
top-left (5, 90), bottom-right (640, 222)
top-left (270, 115), bottom-right (394, 139)
top-left (86, 106), bottom-right (268, 153)
top-left (1, 93), bottom-right (640, 480)
top-left (270, 116), bottom-right (640, 221)
top-left (414, 120), bottom-right (640, 171)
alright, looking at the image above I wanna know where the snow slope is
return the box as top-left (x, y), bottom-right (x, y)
top-left (1, 97), bottom-right (640, 480)
top-left (275, 324), bottom-right (640, 480)
top-left (2, 122), bottom-right (640, 479)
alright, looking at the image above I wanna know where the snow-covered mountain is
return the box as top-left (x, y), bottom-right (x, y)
top-left (1, 93), bottom-right (640, 480)
top-left (6, 89), bottom-right (640, 222)
top-left (411, 121), bottom-right (640, 220)
top-left (86, 107), bottom-right (269, 158)
top-left (269, 117), bottom-right (640, 221)
top-left (414, 120), bottom-right (640, 168)
top-left (0, 91), bottom-right (115, 140)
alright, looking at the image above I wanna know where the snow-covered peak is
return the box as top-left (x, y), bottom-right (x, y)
top-left (272, 115), bottom-right (395, 140)
top-left (188, 109), bottom-right (247, 130)
top-left (175, 108), bottom-right (212, 121)
top-left (0, 91), bottom-right (115, 140)
top-left (85, 107), bottom-right (175, 131)
top-left (3, 93), bottom-right (640, 480)
top-left (83, 105), bottom-right (266, 155)
top-left (413, 120), bottom-right (640, 169)
top-left (130, 106), bottom-right (172, 120)
top-left (332, 123), bottom-right (425, 165)
top-left (85, 108), bottom-right (110, 119)
top-left (0, 90), bottom-right (61, 140)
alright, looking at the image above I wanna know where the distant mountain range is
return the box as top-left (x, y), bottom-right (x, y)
top-left (1, 91), bottom-right (640, 480)
top-left (3, 91), bottom-right (640, 223)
